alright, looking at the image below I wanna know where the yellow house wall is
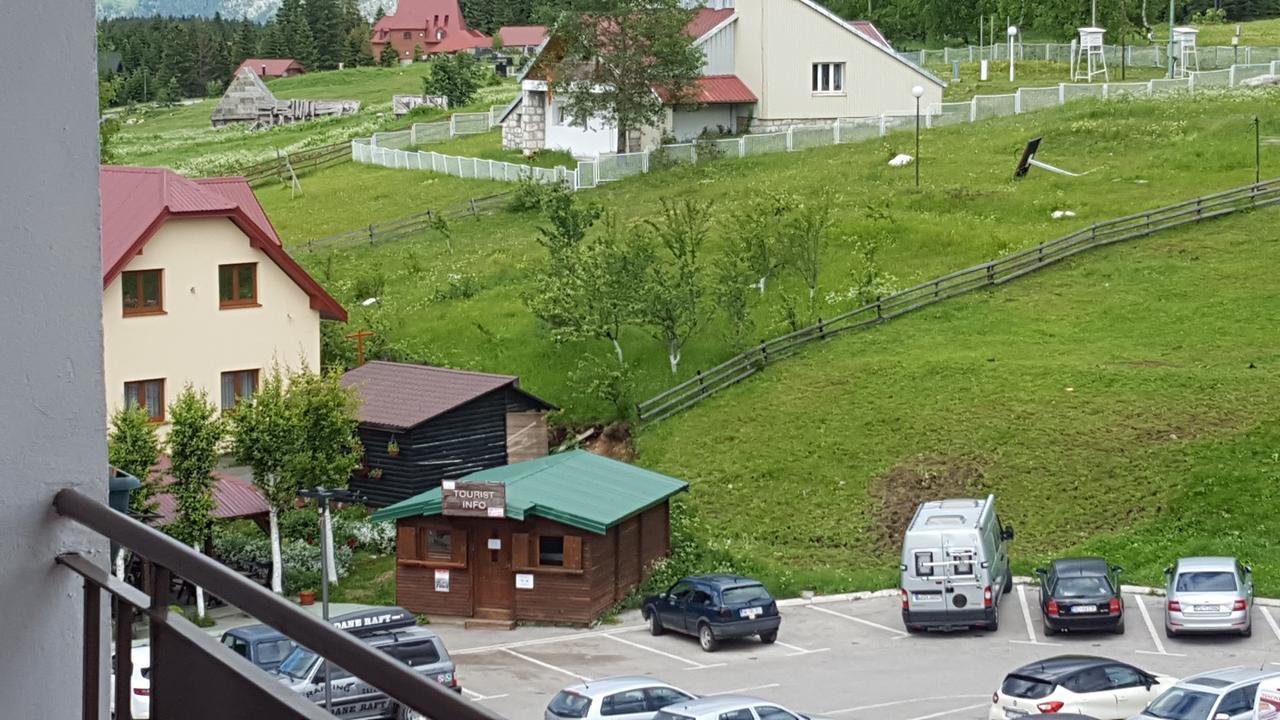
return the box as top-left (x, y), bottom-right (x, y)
top-left (102, 217), bottom-right (321, 431)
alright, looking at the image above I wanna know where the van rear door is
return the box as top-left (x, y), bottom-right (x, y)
top-left (943, 540), bottom-right (984, 618)
top-left (904, 535), bottom-right (945, 612)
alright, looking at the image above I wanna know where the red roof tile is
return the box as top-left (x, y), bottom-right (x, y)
top-left (686, 7), bottom-right (734, 40)
top-left (99, 166), bottom-right (346, 321)
top-left (341, 361), bottom-right (552, 430)
top-left (497, 25), bottom-right (547, 47)
top-left (234, 59), bottom-right (306, 77)
top-left (151, 455), bottom-right (270, 525)
top-left (656, 74), bottom-right (758, 105)
top-left (851, 20), bottom-right (892, 50)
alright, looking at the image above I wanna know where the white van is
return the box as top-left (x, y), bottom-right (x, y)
top-left (899, 495), bottom-right (1014, 632)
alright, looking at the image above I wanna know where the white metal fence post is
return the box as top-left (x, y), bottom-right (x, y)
top-left (410, 124), bottom-right (417, 146)
top-left (739, 137), bottom-right (746, 158)
top-left (1058, 83), bottom-right (1066, 106)
top-left (1014, 90), bottom-right (1022, 114)
top-left (786, 126), bottom-right (794, 151)
top-left (642, 151), bottom-right (649, 173)
top-left (449, 115), bottom-right (456, 138)
top-left (834, 121), bottom-right (841, 144)
top-left (1228, 65), bottom-right (1236, 87)
top-left (969, 99), bottom-right (977, 123)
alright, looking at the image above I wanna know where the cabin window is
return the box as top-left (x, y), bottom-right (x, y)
top-left (122, 269), bottom-right (164, 315)
top-left (425, 530), bottom-right (452, 560)
top-left (403, 31), bottom-right (411, 40)
top-left (539, 535), bottom-right (565, 566)
top-left (221, 369), bottom-right (259, 412)
top-left (124, 379), bottom-right (166, 423)
top-left (914, 551), bottom-right (934, 577)
top-left (219, 263), bottom-right (258, 308)
top-left (811, 62), bottom-right (845, 94)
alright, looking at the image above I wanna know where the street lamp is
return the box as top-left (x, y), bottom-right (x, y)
top-left (298, 487), bottom-right (363, 716)
top-left (1008, 25), bottom-right (1019, 83)
top-left (912, 85), bottom-right (924, 188)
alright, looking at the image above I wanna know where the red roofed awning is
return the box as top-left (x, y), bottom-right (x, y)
top-left (151, 456), bottom-right (270, 525)
top-left (656, 75), bottom-right (758, 105)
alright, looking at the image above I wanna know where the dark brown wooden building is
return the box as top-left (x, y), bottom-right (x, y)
top-left (341, 361), bottom-right (555, 508)
top-left (370, 450), bottom-right (688, 626)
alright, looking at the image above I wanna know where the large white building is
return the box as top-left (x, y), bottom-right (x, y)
top-left (500, 0), bottom-right (944, 158)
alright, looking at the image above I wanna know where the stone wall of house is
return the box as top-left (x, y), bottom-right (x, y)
top-left (519, 90), bottom-right (546, 156)
top-left (502, 108), bottom-right (523, 150)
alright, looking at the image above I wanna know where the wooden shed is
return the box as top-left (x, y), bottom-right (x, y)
top-left (370, 450), bottom-right (688, 626)
top-left (341, 361), bottom-right (556, 508)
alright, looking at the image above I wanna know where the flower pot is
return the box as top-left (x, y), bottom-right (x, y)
top-left (388, 449), bottom-right (400, 457)
top-left (299, 590), bottom-right (316, 605)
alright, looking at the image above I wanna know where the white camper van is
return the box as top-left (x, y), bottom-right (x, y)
top-left (899, 495), bottom-right (1014, 632)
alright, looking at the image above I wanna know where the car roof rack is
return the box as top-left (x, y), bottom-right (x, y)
top-left (329, 606), bottom-right (417, 637)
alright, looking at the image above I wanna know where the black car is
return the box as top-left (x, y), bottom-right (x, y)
top-left (641, 575), bottom-right (781, 652)
top-left (1035, 557), bottom-right (1124, 634)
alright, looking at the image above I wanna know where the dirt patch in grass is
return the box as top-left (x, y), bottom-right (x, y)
top-left (584, 422), bottom-right (636, 462)
top-left (869, 454), bottom-right (986, 551)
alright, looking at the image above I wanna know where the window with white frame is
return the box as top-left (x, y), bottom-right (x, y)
top-left (551, 103), bottom-right (566, 126)
top-left (811, 62), bottom-right (845, 93)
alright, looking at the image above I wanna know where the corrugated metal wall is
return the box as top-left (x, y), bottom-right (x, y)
top-left (700, 21), bottom-right (736, 75)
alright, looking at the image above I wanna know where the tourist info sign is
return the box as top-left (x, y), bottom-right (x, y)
top-left (441, 482), bottom-right (506, 518)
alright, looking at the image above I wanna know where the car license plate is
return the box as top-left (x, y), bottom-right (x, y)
top-left (912, 593), bottom-right (941, 602)
top-left (740, 607), bottom-right (762, 619)
top-left (1004, 707), bottom-right (1028, 718)
top-left (1194, 605), bottom-right (1219, 612)
top-left (1071, 605), bottom-right (1097, 614)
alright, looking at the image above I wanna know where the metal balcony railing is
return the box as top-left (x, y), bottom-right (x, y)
top-left (53, 488), bottom-right (507, 720)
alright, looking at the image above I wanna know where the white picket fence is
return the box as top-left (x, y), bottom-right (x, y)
top-left (902, 41), bottom-right (1280, 70)
top-left (351, 59), bottom-right (1280, 192)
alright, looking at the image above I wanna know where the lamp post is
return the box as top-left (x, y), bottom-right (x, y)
top-left (912, 85), bottom-right (924, 188)
top-left (298, 487), bottom-right (363, 716)
top-left (1167, 0), bottom-right (1176, 79)
top-left (1008, 25), bottom-right (1019, 83)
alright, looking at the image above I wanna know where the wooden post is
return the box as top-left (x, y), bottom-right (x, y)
top-left (470, 198), bottom-right (478, 218)
top-left (346, 330), bottom-right (376, 366)
top-left (817, 317), bottom-right (825, 338)
top-left (368, 224), bottom-right (376, 244)
top-left (875, 296), bottom-right (883, 320)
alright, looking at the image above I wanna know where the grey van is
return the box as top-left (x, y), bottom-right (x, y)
top-left (274, 608), bottom-right (459, 719)
top-left (899, 495), bottom-right (1015, 632)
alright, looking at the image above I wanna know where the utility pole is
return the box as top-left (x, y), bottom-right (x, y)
top-left (345, 329), bottom-right (375, 366)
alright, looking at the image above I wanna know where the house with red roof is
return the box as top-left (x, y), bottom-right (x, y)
top-left (370, 0), bottom-right (490, 63)
top-left (499, 0), bottom-right (942, 158)
top-left (233, 58), bottom-right (306, 79)
top-left (496, 25), bottom-right (547, 53)
top-left (100, 166), bottom-right (345, 434)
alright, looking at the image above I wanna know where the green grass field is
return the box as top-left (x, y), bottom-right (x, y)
top-left (412, 130), bottom-right (579, 168)
top-left (936, 61), bottom-right (1166, 100)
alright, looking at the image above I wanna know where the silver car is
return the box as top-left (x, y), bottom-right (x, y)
top-left (546, 676), bottom-right (696, 720)
top-left (653, 695), bottom-right (834, 720)
top-left (1129, 666), bottom-right (1280, 720)
top-left (1163, 557), bottom-right (1253, 637)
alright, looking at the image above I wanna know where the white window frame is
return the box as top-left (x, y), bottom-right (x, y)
top-left (811, 61), bottom-right (846, 95)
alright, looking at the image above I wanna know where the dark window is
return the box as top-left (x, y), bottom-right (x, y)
top-left (914, 551), bottom-right (934, 577)
top-left (1218, 685), bottom-right (1259, 718)
top-left (810, 62), bottom-right (845, 92)
top-left (548, 691), bottom-right (592, 719)
top-left (645, 687), bottom-right (693, 711)
top-left (426, 530), bottom-right (452, 560)
top-left (755, 706), bottom-right (800, 720)
top-left (718, 711), bottom-right (753, 720)
top-left (222, 635), bottom-right (249, 658)
top-left (218, 263), bottom-right (257, 308)
top-left (220, 369), bottom-right (259, 411)
top-left (257, 639), bottom-right (295, 665)
top-left (1103, 665), bottom-right (1144, 690)
top-left (722, 584), bottom-right (772, 605)
top-left (539, 535), bottom-right (565, 566)
top-left (952, 551), bottom-right (974, 576)
top-left (602, 690), bottom-right (648, 716)
top-left (403, 31), bottom-right (411, 39)
top-left (689, 590), bottom-right (713, 606)
top-left (1054, 575), bottom-right (1113, 597)
top-left (1063, 666), bottom-right (1112, 694)
top-left (124, 379), bottom-right (165, 422)
top-left (1000, 675), bottom-right (1056, 699)
top-left (384, 641), bottom-right (441, 667)
top-left (121, 269), bottom-right (164, 315)
top-left (667, 581), bottom-right (694, 602)
top-left (1176, 572), bottom-right (1238, 592)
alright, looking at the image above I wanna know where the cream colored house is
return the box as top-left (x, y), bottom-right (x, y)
top-left (500, 0), bottom-right (943, 157)
top-left (99, 166), bottom-right (346, 432)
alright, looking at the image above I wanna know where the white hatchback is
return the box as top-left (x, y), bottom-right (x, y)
top-left (110, 644), bottom-right (151, 720)
top-left (990, 656), bottom-right (1174, 720)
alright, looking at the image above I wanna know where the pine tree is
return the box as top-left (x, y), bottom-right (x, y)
top-left (345, 24), bottom-right (374, 67)
top-left (306, 0), bottom-right (345, 70)
top-left (160, 21), bottom-right (200, 97)
top-left (232, 18), bottom-right (259, 65)
top-left (379, 40), bottom-right (400, 66)
top-left (260, 21), bottom-right (290, 58)
top-left (374, 4), bottom-right (387, 23)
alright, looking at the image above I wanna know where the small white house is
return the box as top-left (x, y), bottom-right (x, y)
top-left (500, 0), bottom-right (943, 158)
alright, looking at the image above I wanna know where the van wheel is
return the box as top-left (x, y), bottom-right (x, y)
top-left (698, 623), bottom-right (719, 652)
top-left (1003, 565), bottom-right (1013, 594)
top-left (645, 607), bottom-right (664, 636)
top-left (986, 604), bottom-right (1000, 632)
top-left (397, 704), bottom-right (425, 720)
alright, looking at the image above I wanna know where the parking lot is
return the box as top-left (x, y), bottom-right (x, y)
top-left (427, 587), bottom-right (1280, 720)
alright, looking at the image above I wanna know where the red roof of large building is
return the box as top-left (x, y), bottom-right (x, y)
top-left (99, 166), bottom-right (346, 321)
top-left (372, 0), bottom-right (491, 52)
top-left (686, 7), bottom-right (735, 40)
top-left (656, 75), bottom-right (758, 104)
top-left (234, 58), bottom-right (306, 78)
top-left (497, 25), bottom-right (547, 47)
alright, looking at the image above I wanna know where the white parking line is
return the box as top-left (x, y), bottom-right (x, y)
top-left (903, 703), bottom-right (989, 720)
top-left (808, 604), bottom-right (909, 637)
top-left (1131, 594), bottom-right (1185, 657)
top-left (1009, 585), bottom-right (1059, 646)
top-left (824, 697), bottom-right (991, 717)
top-left (604, 632), bottom-right (709, 669)
top-left (707, 682), bottom-right (782, 696)
top-left (1262, 607), bottom-right (1280, 641)
top-left (500, 647), bottom-right (591, 681)
top-left (773, 640), bottom-right (832, 657)
top-left (460, 687), bottom-right (510, 702)
top-left (454, 624), bottom-right (646, 655)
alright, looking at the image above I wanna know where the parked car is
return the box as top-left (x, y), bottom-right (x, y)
top-left (220, 622), bottom-right (298, 673)
top-left (275, 607), bottom-right (459, 719)
top-left (110, 644), bottom-right (151, 720)
top-left (1036, 557), bottom-right (1125, 634)
top-left (545, 676), bottom-right (696, 720)
top-left (642, 575), bottom-right (780, 652)
top-left (1163, 557), bottom-right (1253, 637)
top-left (654, 694), bottom-right (833, 720)
top-left (1130, 667), bottom-right (1280, 720)
top-left (899, 494), bottom-right (1014, 632)
top-left (990, 655), bottom-right (1174, 720)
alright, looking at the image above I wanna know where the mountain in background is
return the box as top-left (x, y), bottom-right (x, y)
top-left (96, 0), bottom-right (396, 22)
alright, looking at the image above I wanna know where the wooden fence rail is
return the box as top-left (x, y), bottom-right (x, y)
top-left (636, 178), bottom-right (1280, 424)
top-left (241, 142), bottom-right (352, 186)
top-left (299, 192), bottom-right (513, 252)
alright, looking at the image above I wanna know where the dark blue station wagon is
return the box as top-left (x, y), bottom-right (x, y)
top-left (642, 575), bottom-right (781, 652)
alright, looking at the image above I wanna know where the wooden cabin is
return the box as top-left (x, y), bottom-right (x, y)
top-left (370, 450), bottom-right (688, 626)
top-left (341, 361), bottom-right (555, 508)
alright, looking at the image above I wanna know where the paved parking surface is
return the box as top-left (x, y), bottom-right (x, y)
top-left (427, 589), bottom-right (1280, 720)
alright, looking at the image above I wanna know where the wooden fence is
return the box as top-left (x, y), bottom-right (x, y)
top-left (241, 142), bottom-right (351, 186)
top-left (299, 192), bottom-right (513, 252)
top-left (636, 178), bottom-right (1280, 424)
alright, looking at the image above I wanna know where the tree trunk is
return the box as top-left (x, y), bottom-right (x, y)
top-left (269, 506), bottom-right (284, 594)
top-left (192, 541), bottom-right (207, 619)
top-left (668, 341), bottom-right (681, 375)
top-left (323, 504), bottom-right (339, 585)
top-left (808, 283), bottom-right (816, 300)
top-left (610, 336), bottom-right (624, 365)
top-left (758, 276), bottom-right (767, 294)
top-left (115, 549), bottom-right (127, 580)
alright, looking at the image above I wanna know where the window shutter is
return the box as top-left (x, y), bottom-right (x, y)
top-left (396, 525), bottom-right (417, 560)
top-left (512, 532), bottom-right (529, 569)
top-left (451, 529), bottom-right (468, 566)
top-left (563, 535), bottom-right (582, 570)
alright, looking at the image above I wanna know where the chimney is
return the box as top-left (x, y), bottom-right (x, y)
top-left (261, 64), bottom-right (267, 76)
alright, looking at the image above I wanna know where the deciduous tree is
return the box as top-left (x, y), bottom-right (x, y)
top-left (166, 385), bottom-right (224, 619)
top-left (108, 404), bottom-right (161, 514)
top-left (644, 199), bottom-right (710, 375)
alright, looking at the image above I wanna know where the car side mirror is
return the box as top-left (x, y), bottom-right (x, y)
top-left (1002, 525), bottom-right (1015, 541)
top-left (1246, 565), bottom-right (1254, 574)
top-left (1163, 566), bottom-right (1173, 575)
top-left (1034, 568), bottom-right (1047, 576)
top-left (1111, 565), bottom-right (1123, 574)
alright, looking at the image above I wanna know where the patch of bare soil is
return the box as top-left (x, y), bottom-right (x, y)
top-left (583, 422), bottom-right (636, 462)
top-left (869, 454), bottom-right (986, 551)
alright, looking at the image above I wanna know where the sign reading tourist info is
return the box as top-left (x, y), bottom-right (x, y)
top-left (441, 481), bottom-right (506, 518)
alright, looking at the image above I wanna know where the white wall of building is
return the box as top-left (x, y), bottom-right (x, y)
top-left (102, 217), bottom-right (322, 432)
top-left (545, 95), bottom-right (619, 157)
top-left (699, 21), bottom-right (737, 74)
top-left (671, 105), bottom-right (738, 141)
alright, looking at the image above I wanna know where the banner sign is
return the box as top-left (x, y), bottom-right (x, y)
top-left (441, 482), bottom-right (506, 518)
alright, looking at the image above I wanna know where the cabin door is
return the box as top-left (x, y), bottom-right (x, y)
top-left (472, 526), bottom-right (514, 620)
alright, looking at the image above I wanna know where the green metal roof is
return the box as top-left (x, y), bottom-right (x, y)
top-left (370, 450), bottom-right (688, 534)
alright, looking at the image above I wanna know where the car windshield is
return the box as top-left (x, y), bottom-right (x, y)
top-left (276, 646), bottom-right (320, 680)
top-left (722, 584), bottom-right (772, 605)
top-left (1176, 572), bottom-right (1237, 592)
top-left (1145, 688), bottom-right (1218, 720)
top-left (1002, 675), bottom-right (1056, 699)
top-left (547, 690), bottom-right (592, 719)
top-left (1054, 576), bottom-right (1113, 597)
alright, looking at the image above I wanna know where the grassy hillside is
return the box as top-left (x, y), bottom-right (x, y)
top-left (636, 206), bottom-right (1280, 597)
top-left (263, 88), bottom-right (1280, 422)
top-left (1196, 17), bottom-right (1280, 46)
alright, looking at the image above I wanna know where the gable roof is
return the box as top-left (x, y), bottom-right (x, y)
top-left (498, 25), bottom-right (547, 47)
top-left (234, 58), bottom-right (305, 77)
top-left (797, 0), bottom-right (944, 87)
top-left (99, 166), bottom-right (346, 321)
top-left (850, 21), bottom-right (891, 51)
top-left (151, 455), bottom-right (270, 525)
top-left (686, 7), bottom-right (735, 40)
top-left (340, 361), bottom-right (555, 431)
top-left (370, 450), bottom-right (688, 534)
top-left (372, 0), bottom-right (491, 51)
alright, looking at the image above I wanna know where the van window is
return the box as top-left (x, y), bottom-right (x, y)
top-left (914, 551), bottom-right (934, 577)
top-left (952, 551), bottom-right (974, 576)
top-left (222, 635), bottom-right (249, 658)
top-left (318, 661), bottom-right (352, 682)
